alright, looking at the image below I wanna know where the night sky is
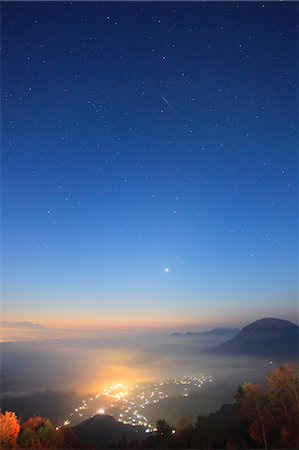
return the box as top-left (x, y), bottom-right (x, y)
top-left (2, 2), bottom-right (298, 328)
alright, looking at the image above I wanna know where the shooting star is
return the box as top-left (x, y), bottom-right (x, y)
top-left (161, 95), bottom-right (178, 115)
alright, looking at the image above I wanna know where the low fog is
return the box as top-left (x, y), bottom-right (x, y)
top-left (0, 329), bottom-right (281, 424)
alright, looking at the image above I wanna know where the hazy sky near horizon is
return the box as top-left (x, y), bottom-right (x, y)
top-left (2, 2), bottom-right (298, 328)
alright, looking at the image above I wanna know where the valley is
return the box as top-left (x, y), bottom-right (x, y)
top-left (62, 374), bottom-right (213, 429)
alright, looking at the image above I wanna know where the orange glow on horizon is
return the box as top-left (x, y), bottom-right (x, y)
top-left (29, 316), bottom-right (238, 331)
top-left (1, 311), bottom-right (250, 331)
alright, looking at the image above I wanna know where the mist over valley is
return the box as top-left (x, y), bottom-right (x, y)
top-left (1, 318), bottom-right (297, 427)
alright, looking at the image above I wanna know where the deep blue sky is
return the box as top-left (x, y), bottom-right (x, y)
top-left (2, 2), bottom-right (298, 328)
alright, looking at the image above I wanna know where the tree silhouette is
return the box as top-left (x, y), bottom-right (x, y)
top-left (156, 419), bottom-right (172, 437)
top-left (235, 383), bottom-right (275, 449)
top-left (18, 416), bottom-right (55, 449)
top-left (267, 364), bottom-right (299, 447)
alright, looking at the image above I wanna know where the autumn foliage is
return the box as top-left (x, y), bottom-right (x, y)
top-left (0, 413), bottom-right (92, 450)
top-left (231, 364), bottom-right (298, 449)
top-left (0, 411), bottom-right (20, 449)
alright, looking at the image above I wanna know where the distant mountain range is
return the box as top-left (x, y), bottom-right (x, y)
top-left (0, 321), bottom-right (47, 329)
top-left (171, 327), bottom-right (239, 338)
top-left (72, 414), bottom-right (145, 447)
top-left (211, 318), bottom-right (299, 358)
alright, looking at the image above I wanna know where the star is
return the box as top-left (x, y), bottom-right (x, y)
top-left (164, 268), bottom-right (170, 273)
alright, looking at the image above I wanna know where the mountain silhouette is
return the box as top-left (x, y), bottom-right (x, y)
top-left (0, 321), bottom-right (48, 329)
top-left (211, 318), bottom-right (299, 358)
top-left (72, 414), bottom-right (145, 447)
top-left (171, 327), bottom-right (239, 338)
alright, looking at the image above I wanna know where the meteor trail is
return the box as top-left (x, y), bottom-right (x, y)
top-left (161, 95), bottom-right (178, 114)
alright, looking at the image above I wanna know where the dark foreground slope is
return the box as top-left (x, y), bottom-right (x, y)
top-left (72, 414), bottom-right (145, 447)
top-left (143, 382), bottom-right (236, 426)
top-left (211, 318), bottom-right (299, 358)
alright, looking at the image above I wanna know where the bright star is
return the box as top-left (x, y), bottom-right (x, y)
top-left (164, 268), bottom-right (169, 273)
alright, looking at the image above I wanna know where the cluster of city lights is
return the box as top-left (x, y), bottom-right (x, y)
top-left (62, 374), bottom-right (212, 431)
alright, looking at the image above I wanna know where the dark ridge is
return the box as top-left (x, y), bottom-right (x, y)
top-left (1, 391), bottom-right (80, 424)
top-left (210, 318), bottom-right (299, 358)
top-left (72, 414), bottom-right (146, 447)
